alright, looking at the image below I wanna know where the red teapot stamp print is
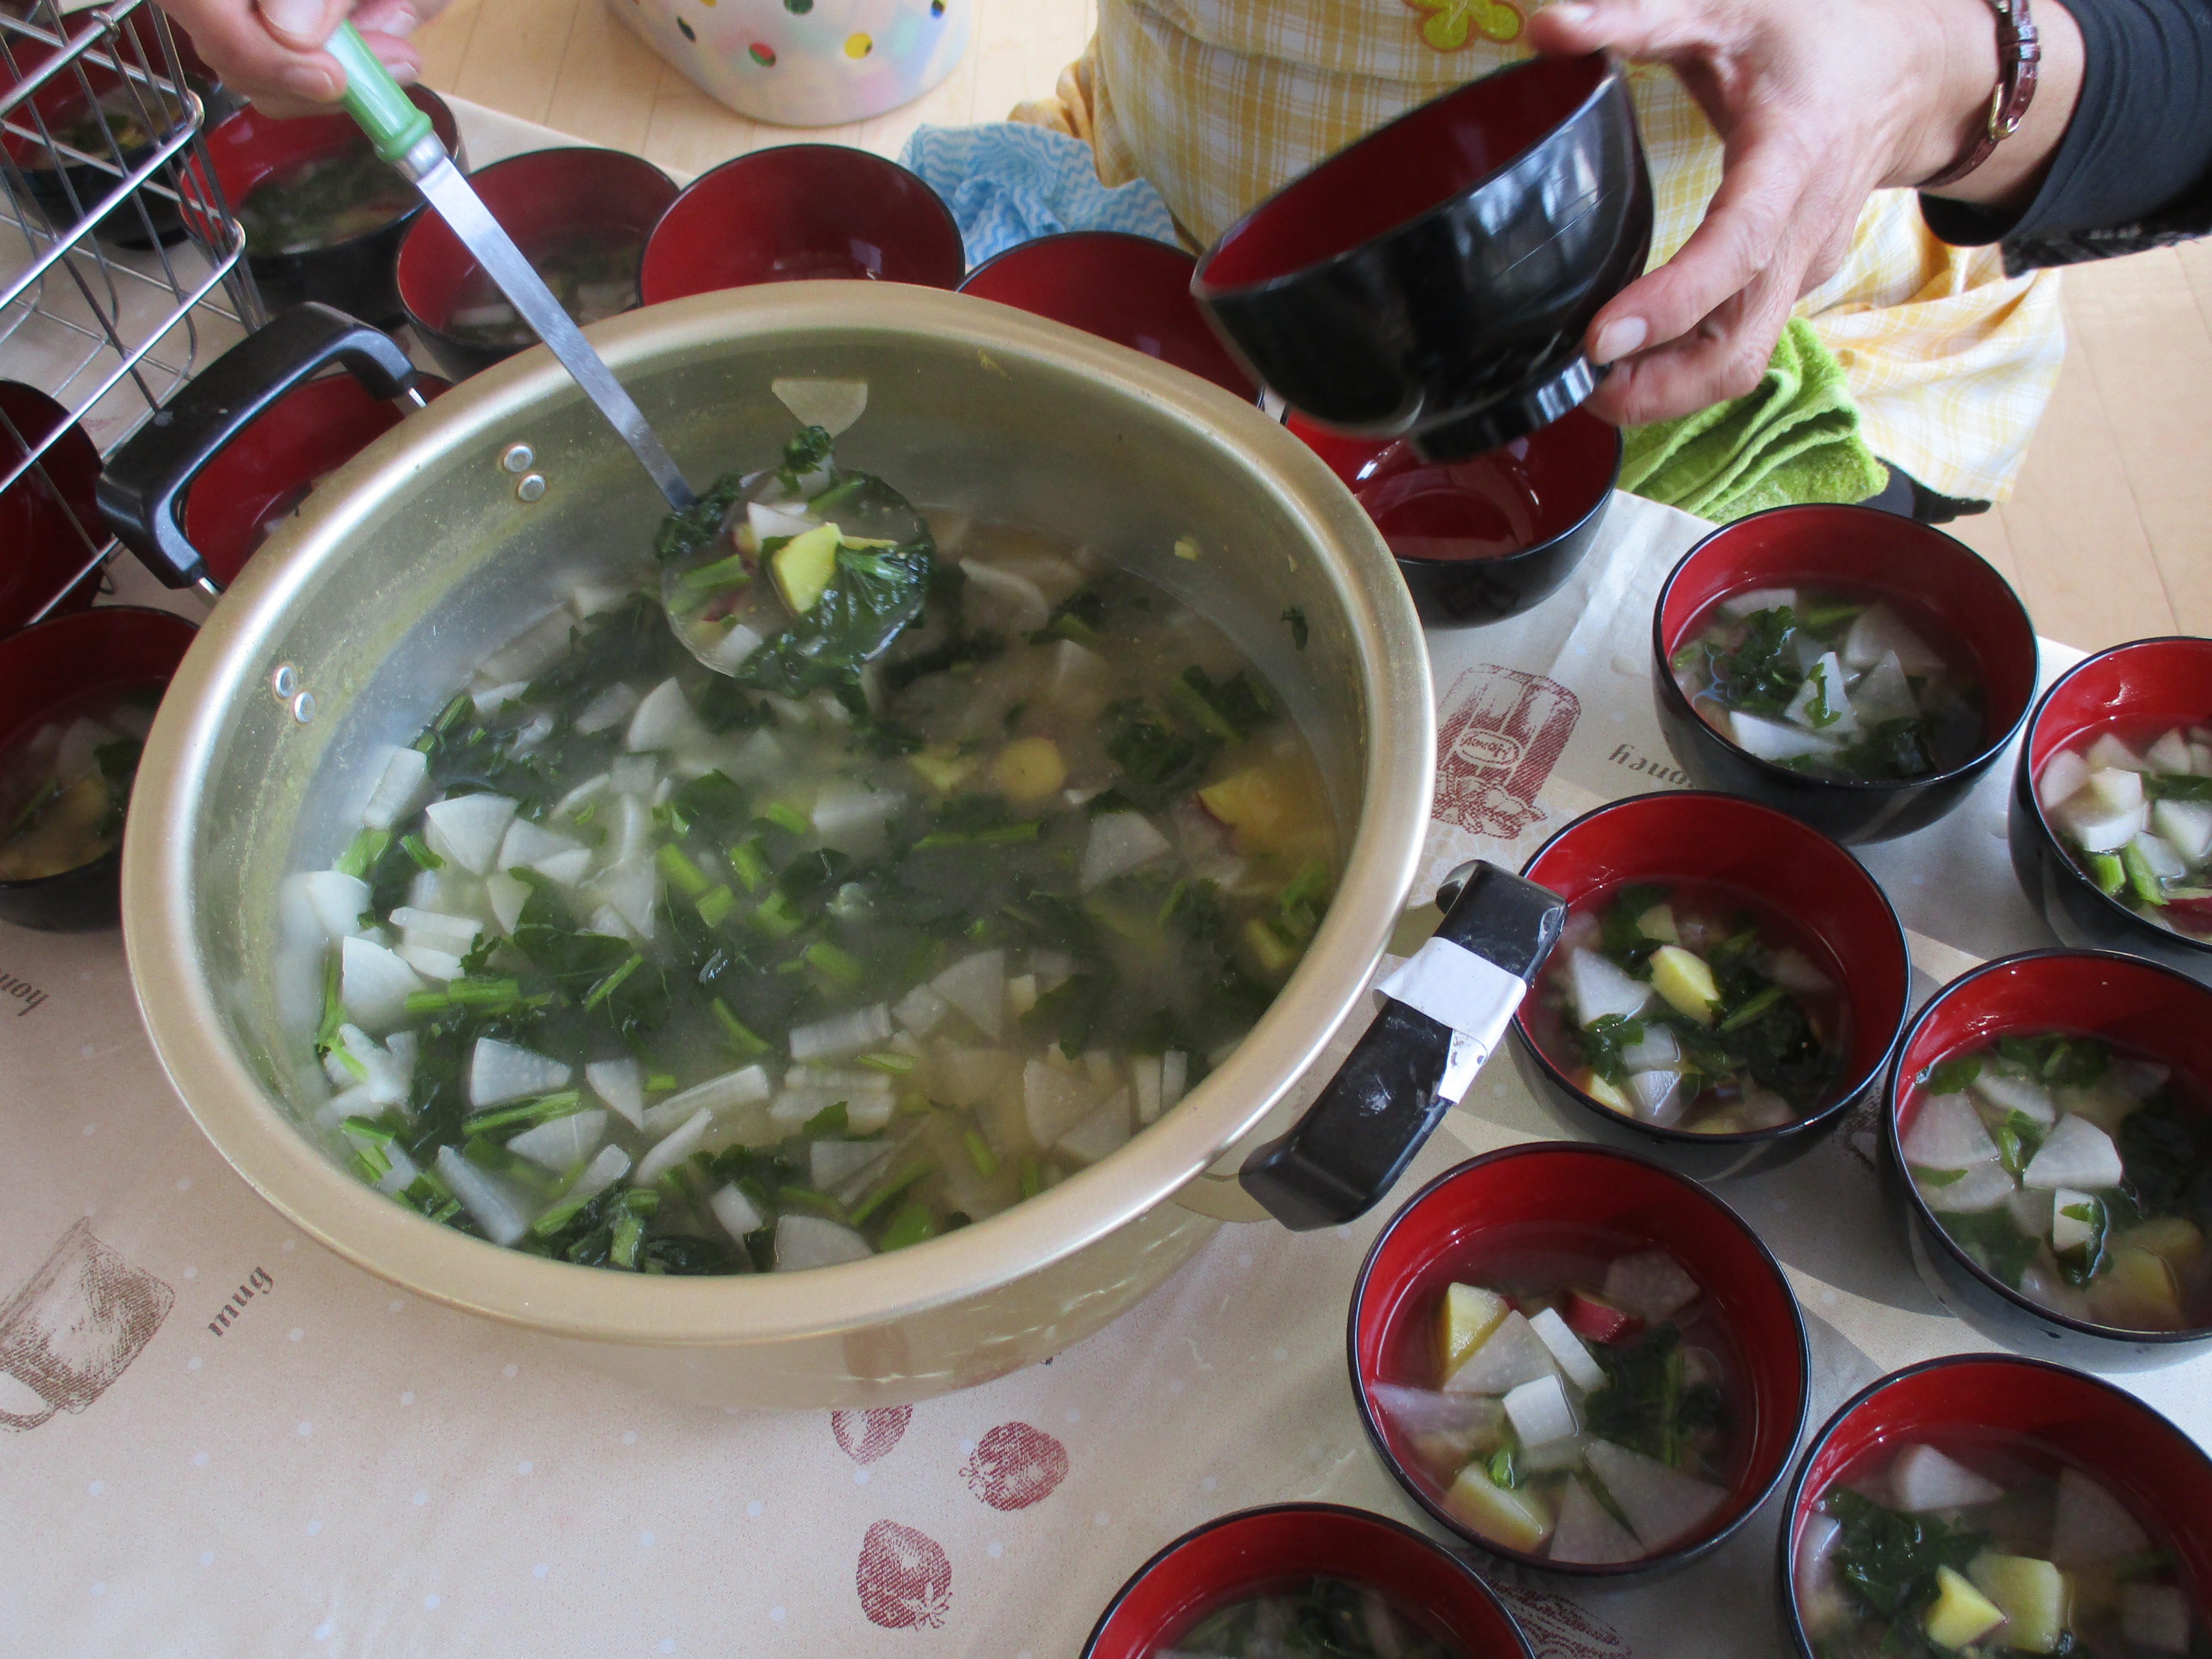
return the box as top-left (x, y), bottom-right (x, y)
top-left (1434, 664), bottom-right (1581, 841)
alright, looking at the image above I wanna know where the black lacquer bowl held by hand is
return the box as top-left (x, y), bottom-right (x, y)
top-left (1192, 52), bottom-right (1650, 462)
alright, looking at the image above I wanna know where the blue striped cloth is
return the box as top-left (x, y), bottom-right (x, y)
top-left (899, 123), bottom-right (1181, 270)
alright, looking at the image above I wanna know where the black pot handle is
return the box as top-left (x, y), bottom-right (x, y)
top-left (96, 302), bottom-right (420, 592)
top-left (1240, 861), bottom-right (1566, 1230)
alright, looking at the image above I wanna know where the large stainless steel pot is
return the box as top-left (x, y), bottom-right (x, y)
top-left (115, 284), bottom-right (1435, 1407)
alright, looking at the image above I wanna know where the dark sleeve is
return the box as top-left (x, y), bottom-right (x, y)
top-left (1918, 0), bottom-right (2212, 274)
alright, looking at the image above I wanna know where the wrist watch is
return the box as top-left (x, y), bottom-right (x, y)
top-left (1920, 0), bottom-right (2042, 189)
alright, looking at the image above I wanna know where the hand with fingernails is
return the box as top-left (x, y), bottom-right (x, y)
top-left (1525, 0), bottom-right (2082, 428)
top-left (155, 0), bottom-right (444, 115)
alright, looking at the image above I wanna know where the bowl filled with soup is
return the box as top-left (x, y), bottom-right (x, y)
top-left (200, 86), bottom-right (460, 326)
top-left (1082, 1503), bottom-right (1532, 1659)
top-left (2009, 636), bottom-right (2212, 987)
top-left (1885, 948), bottom-right (2212, 1370)
top-left (1782, 1354), bottom-right (2212, 1659)
top-left (2, 40), bottom-right (189, 249)
top-left (1652, 504), bottom-right (2039, 844)
top-left (110, 283), bottom-right (1434, 1407)
top-left (398, 146), bottom-right (679, 381)
top-left (0, 606), bottom-right (197, 931)
top-left (1503, 791), bottom-right (1911, 1182)
top-left (1349, 1142), bottom-right (1809, 1578)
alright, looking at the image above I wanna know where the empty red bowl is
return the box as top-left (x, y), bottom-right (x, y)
top-left (1508, 791), bottom-right (1910, 1181)
top-left (1780, 1355), bottom-right (2212, 1659)
top-left (180, 371), bottom-right (448, 590)
top-left (1082, 1502), bottom-right (1531, 1657)
top-left (0, 605), bottom-right (198, 931)
top-left (1, 382), bottom-right (106, 636)
top-left (2009, 637), bottom-right (2212, 985)
top-left (1292, 405), bottom-right (1620, 628)
top-left (1349, 1143), bottom-right (1809, 1579)
top-left (200, 86), bottom-right (461, 327)
top-left (957, 231), bottom-right (1256, 400)
top-left (1886, 948), bottom-right (2212, 1369)
top-left (638, 144), bottom-right (963, 304)
top-left (398, 146), bottom-right (678, 381)
top-left (1653, 504), bottom-right (2039, 844)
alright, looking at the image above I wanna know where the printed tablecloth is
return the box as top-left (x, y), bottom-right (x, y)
top-left (7, 475), bottom-right (2205, 1659)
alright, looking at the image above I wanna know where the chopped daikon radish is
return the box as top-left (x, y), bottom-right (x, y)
top-left (813, 779), bottom-right (904, 841)
top-left (505, 1108), bottom-right (607, 1172)
top-left (571, 682), bottom-right (640, 738)
top-left (324, 1024), bottom-right (410, 1107)
top-left (585, 1057), bottom-right (646, 1127)
top-left (705, 621), bottom-right (766, 675)
top-left (2050, 793), bottom-right (2147, 854)
top-left (468, 1037), bottom-right (572, 1107)
top-left (2007, 1186), bottom-right (2057, 1237)
top-left (625, 677), bottom-right (703, 753)
top-left (371, 1141), bottom-right (420, 1196)
top-left (710, 1182), bottom-right (765, 1241)
top-left (811, 1139), bottom-right (893, 1192)
top-left (2086, 767), bottom-right (2146, 814)
top-left (1057, 1089), bottom-right (1133, 1166)
top-left (1131, 1054), bottom-right (1164, 1124)
top-left (340, 936), bottom-right (425, 1033)
top-left (891, 981), bottom-right (950, 1036)
top-left (748, 499), bottom-right (818, 543)
top-left (2151, 798), bottom-right (2212, 863)
top-left (1890, 1443), bottom-right (2005, 1511)
top-left (653, 1065), bottom-right (770, 1128)
top-left (1584, 1439), bottom-right (1727, 1549)
top-left (931, 951), bottom-right (1007, 1039)
top-left (498, 817), bottom-right (584, 873)
top-left (1922, 1161), bottom-right (2018, 1212)
top-left (1626, 1070), bottom-right (1687, 1127)
top-left (1081, 811), bottom-right (1173, 890)
top-left (2023, 1114), bottom-right (2124, 1191)
top-left (1729, 710), bottom-right (1841, 763)
top-left (1602, 1250), bottom-right (1701, 1322)
top-left (435, 1146), bottom-right (527, 1246)
top-left (361, 746), bottom-right (430, 830)
top-left (1443, 1311), bottom-right (1558, 1395)
top-left (1566, 949), bottom-right (1653, 1027)
top-left (485, 872), bottom-right (529, 935)
top-left (1902, 1094), bottom-right (2002, 1169)
top-left (391, 906), bottom-right (479, 954)
top-left (1718, 586), bottom-right (1795, 617)
top-left (2051, 1188), bottom-right (2102, 1256)
top-left (534, 848), bottom-right (592, 887)
top-left (470, 679), bottom-right (529, 716)
top-left (608, 754), bottom-right (657, 796)
top-left (789, 1005), bottom-right (893, 1062)
top-left (2147, 729), bottom-right (2195, 775)
top-left (1620, 1025), bottom-right (1682, 1073)
top-left (1550, 1477), bottom-right (1644, 1565)
top-left (957, 559), bottom-right (1050, 635)
top-left (1527, 1307), bottom-right (1608, 1392)
top-left (1970, 1070), bottom-right (2056, 1126)
top-left (479, 607), bottom-right (574, 684)
top-left (1785, 652), bottom-right (1860, 736)
top-left (2085, 733), bottom-right (2151, 773)
top-left (771, 376), bottom-right (868, 436)
top-left (2131, 830), bottom-right (2188, 881)
top-left (396, 942), bottom-right (464, 981)
top-left (631, 1106), bottom-right (713, 1186)
top-left (1161, 1051), bottom-right (1189, 1112)
top-left (774, 1213), bottom-right (872, 1271)
top-left (2036, 749), bottom-right (2090, 813)
top-left (422, 793), bottom-right (518, 875)
top-left (1503, 1373), bottom-right (1580, 1449)
top-left (2121, 1584), bottom-right (2194, 1653)
top-left (1367, 1384), bottom-right (1505, 1452)
top-left (1023, 1059), bottom-right (1096, 1146)
top-left (2050, 1466), bottom-right (2151, 1565)
top-left (1850, 650), bottom-right (1920, 727)
top-left (588, 856), bottom-right (658, 939)
top-left (301, 870), bottom-right (371, 940)
top-left (1843, 605), bottom-right (1944, 674)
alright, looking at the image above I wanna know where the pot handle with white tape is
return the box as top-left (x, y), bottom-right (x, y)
top-left (97, 301), bottom-right (423, 594)
top-left (1237, 861), bottom-right (1566, 1230)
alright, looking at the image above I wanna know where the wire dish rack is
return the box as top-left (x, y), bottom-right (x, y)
top-left (2, 0), bottom-right (261, 618)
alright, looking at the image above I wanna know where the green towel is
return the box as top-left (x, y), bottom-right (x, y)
top-left (1619, 318), bottom-right (1888, 521)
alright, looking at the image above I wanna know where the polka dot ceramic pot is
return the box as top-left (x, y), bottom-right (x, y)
top-left (608, 0), bottom-right (971, 128)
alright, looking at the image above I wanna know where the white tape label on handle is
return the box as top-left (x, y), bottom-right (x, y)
top-left (1374, 936), bottom-right (1528, 1105)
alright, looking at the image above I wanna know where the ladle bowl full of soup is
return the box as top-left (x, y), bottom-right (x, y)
top-left (115, 283), bottom-right (1434, 1409)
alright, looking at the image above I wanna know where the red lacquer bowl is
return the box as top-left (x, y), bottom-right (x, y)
top-left (1886, 948), bottom-right (2212, 1368)
top-left (0, 605), bottom-right (198, 931)
top-left (1780, 1355), bottom-right (2212, 1659)
top-left (398, 146), bottom-right (678, 381)
top-left (2008, 637), bottom-right (2212, 984)
top-left (638, 144), bottom-right (963, 304)
top-left (1291, 405), bottom-right (1620, 629)
top-left (1, 381), bottom-right (106, 636)
top-left (1509, 791), bottom-right (1910, 1181)
top-left (957, 231), bottom-right (1255, 400)
top-left (1652, 504), bottom-right (2039, 844)
top-left (1082, 1503), bottom-right (1532, 1657)
top-left (179, 372), bottom-right (447, 590)
top-left (1349, 1144), bottom-right (1809, 1579)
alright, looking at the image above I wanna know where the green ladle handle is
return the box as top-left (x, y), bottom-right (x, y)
top-left (328, 21), bottom-right (435, 163)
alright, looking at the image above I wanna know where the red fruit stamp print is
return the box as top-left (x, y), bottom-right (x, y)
top-left (831, 1405), bottom-right (911, 1465)
top-left (856, 1519), bottom-right (952, 1630)
top-left (960, 1421), bottom-right (1069, 1511)
top-left (1434, 663), bottom-right (1580, 841)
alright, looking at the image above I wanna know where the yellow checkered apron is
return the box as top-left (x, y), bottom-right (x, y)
top-left (1064, 0), bottom-right (2064, 503)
